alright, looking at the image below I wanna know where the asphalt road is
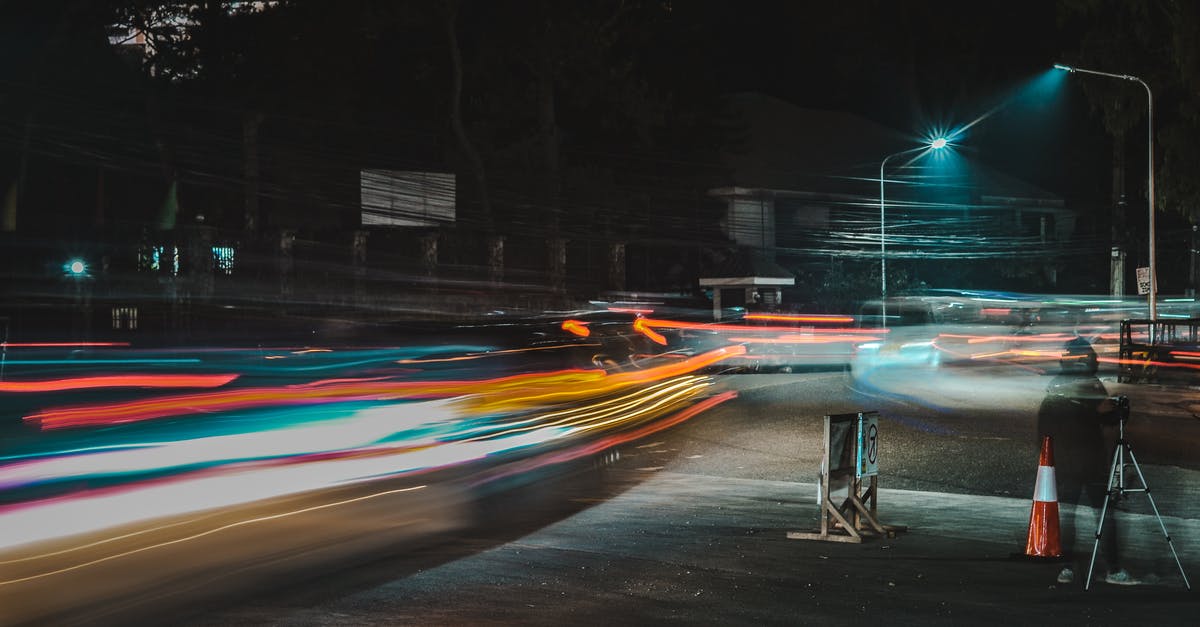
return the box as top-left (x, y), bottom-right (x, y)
top-left (164, 366), bottom-right (1200, 626)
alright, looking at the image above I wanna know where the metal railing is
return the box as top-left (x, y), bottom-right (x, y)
top-left (1118, 318), bottom-right (1200, 383)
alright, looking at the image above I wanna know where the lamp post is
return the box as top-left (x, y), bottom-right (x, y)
top-left (1054, 63), bottom-right (1156, 320)
top-left (880, 138), bottom-right (948, 328)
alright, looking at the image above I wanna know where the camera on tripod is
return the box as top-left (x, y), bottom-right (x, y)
top-left (1088, 392), bottom-right (1191, 589)
top-left (1109, 394), bottom-right (1131, 421)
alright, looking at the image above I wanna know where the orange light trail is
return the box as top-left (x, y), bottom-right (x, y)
top-left (742, 313), bottom-right (855, 323)
top-left (464, 376), bottom-right (708, 443)
top-left (633, 318), bottom-right (667, 345)
top-left (466, 346), bottom-right (745, 413)
top-left (25, 346), bottom-right (744, 430)
top-left (639, 317), bottom-right (886, 335)
top-left (25, 369), bottom-right (603, 430)
top-left (607, 307), bottom-right (654, 315)
top-left (1100, 356), bottom-right (1200, 371)
top-left (0, 374), bottom-right (238, 393)
top-left (726, 334), bottom-right (881, 345)
top-left (562, 319), bottom-right (591, 337)
top-left (0, 342), bottom-right (130, 348)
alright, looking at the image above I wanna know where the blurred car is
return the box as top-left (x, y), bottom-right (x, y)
top-left (702, 311), bottom-right (865, 373)
top-left (851, 299), bottom-right (942, 373)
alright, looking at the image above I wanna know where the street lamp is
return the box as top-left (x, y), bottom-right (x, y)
top-left (65, 259), bottom-right (87, 277)
top-left (880, 138), bottom-right (949, 327)
top-left (1054, 63), bottom-right (1156, 320)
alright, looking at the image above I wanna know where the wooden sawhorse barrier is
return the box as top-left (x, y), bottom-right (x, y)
top-left (788, 411), bottom-right (905, 543)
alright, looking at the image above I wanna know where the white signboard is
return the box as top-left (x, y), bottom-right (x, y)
top-left (856, 412), bottom-right (879, 478)
top-left (1136, 266), bottom-right (1152, 296)
top-left (361, 170), bottom-right (456, 227)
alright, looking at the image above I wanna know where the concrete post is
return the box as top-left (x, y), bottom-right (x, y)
top-left (1189, 224), bottom-right (1198, 299)
top-left (186, 224), bottom-right (214, 301)
top-left (420, 231), bottom-right (439, 277)
top-left (1111, 247), bottom-right (1126, 298)
top-left (487, 233), bottom-right (505, 286)
top-left (279, 229), bottom-right (295, 297)
top-left (607, 242), bottom-right (626, 292)
top-left (352, 229), bottom-right (368, 304)
top-left (548, 237), bottom-right (567, 294)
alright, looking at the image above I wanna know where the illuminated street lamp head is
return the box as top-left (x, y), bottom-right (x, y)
top-left (1053, 63), bottom-right (1075, 72)
top-left (66, 259), bottom-right (86, 277)
top-left (929, 137), bottom-right (948, 150)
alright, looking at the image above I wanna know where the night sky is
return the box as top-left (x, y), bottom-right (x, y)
top-left (0, 1), bottom-right (1192, 295)
top-left (657, 1), bottom-right (1103, 201)
top-left (0, 2), bottom-right (1143, 213)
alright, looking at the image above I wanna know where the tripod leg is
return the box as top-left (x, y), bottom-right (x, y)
top-left (1125, 447), bottom-right (1192, 590)
top-left (1086, 445), bottom-right (1123, 591)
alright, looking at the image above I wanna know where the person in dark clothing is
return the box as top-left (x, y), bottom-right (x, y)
top-left (1036, 337), bottom-right (1134, 585)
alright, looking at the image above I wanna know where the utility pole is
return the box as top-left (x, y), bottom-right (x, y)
top-left (1190, 224), bottom-right (1198, 299)
top-left (1054, 64), bottom-right (1157, 318)
top-left (1110, 130), bottom-right (1127, 298)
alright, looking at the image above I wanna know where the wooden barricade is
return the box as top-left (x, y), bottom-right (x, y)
top-left (788, 411), bottom-right (905, 543)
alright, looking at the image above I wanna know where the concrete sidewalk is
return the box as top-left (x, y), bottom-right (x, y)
top-left (192, 469), bottom-right (1200, 626)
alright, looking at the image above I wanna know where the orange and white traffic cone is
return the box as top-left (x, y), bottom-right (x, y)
top-left (1024, 435), bottom-right (1063, 558)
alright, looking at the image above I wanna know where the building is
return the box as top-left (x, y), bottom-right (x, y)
top-left (700, 93), bottom-right (1073, 317)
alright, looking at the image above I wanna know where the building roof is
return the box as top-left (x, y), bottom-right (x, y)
top-left (699, 248), bottom-right (795, 286)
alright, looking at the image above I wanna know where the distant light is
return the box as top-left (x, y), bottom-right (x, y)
top-left (66, 259), bottom-right (87, 276)
top-left (633, 318), bottom-right (668, 346)
top-left (212, 246), bottom-right (236, 275)
top-left (561, 319), bottom-right (591, 337)
top-left (930, 138), bottom-right (948, 149)
top-left (1053, 63), bottom-right (1075, 72)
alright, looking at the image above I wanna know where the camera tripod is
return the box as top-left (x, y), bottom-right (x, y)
top-left (1085, 397), bottom-right (1191, 590)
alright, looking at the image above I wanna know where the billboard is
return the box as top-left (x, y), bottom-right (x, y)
top-left (360, 170), bottom-right (456, 227)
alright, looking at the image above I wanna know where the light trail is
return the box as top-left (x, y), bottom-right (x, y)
top-left (0, 373), bottom-right (238, 393)
top-left (0, 342), bottom-right (131, 348)
top-left (0, 339), bottom-right (745, 559)
top-left (24, 368), bottom-right (608, 430)
top-left (0, 485), bottom-right (429, 587)
top-left (742, 313), bottom-right (855, 323)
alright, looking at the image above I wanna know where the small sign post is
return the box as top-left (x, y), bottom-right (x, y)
top-left (857, 412), bottom-right (879, 478)
top-left (1136, 267), bottom-right (1152, 296)
top-left (788, 411), bottom-right (904, 543)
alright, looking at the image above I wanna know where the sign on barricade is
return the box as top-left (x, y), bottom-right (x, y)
top-left (788, 411), bottom-right (904, 543)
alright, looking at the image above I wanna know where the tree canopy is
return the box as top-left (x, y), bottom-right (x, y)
top-left (1060, 0), bottom-right (1200, 221)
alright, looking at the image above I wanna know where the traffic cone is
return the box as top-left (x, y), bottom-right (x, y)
top-left (1024, 435), bottom-right (1063, 558)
